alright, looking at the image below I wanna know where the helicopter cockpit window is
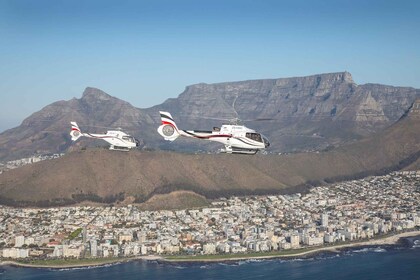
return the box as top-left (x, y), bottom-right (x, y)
top-left (122, 136), bottom-right (135, 143)
top-left (246, 133), bottom-right (263, 142)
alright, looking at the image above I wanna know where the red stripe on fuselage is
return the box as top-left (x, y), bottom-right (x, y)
top-left (162, 121), bottom-right (174, 126)
top-left (185, 132), bottom-right (231, 139)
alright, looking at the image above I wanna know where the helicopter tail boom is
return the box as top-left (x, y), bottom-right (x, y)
top-left (70, 122), bottom-right (83, 141)
top-left (157, 111), bottom-right (181, 141)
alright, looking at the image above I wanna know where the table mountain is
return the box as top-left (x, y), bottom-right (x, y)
top-left (149, 72), bottom-right (419, 151)
top-left (0, 72), bottom-right (419, 161)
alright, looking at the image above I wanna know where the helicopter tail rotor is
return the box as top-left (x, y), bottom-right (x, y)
top-left (70, 122), bottom-right (83, 141)
top-left (157, 111), bottom-right (180, 141)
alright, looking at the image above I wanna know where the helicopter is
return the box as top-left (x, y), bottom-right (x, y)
top-left (70, 122), bottom-right (139, 151)
top-left (157, 111), bottom-right (270, 155)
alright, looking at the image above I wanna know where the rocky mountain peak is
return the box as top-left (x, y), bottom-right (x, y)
top-left (342, 71), bottom-right (354, 83)
top-left (82, 87), bottom-right (113, 101)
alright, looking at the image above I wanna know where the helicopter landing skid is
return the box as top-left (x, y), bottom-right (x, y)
top-left (221, 146), bottom-right (258, 155)
top-left (109, 145), bottom-right (130, 152)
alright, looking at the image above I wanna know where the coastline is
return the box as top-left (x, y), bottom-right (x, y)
top-left (0, 255), bottom-right (161, 269)
top-left (161, 230), bottom-right (420, 262)
top-left (1, 230), bottom-right (419, 268)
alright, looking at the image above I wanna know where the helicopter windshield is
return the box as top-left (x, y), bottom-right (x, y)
top-left (246, 133), bottom-right (263, 143)
top-left (122, 136), bottom-right (135, 143)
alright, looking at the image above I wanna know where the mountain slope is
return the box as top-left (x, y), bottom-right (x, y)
top-left (0, 88), bottom-right (154, 160)
top-left (0, 72), bottom-right (419, 161)
top-left (0, 99), bottom-right (418, 207)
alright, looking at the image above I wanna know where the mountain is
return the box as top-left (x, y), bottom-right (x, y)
top-left (0, 72), bottom-right (419, 161)
top-left (0, 88), bottom-right (154, 161)
top-left (0, 98), bottom-right (419, 208)
top-left (148, 72), bottom-right (420, 152)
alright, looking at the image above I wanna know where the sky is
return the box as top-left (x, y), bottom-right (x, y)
top-left (0, 0), bottom-right (419, 132)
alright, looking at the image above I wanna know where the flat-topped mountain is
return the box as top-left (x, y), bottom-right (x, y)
top-left (0, 72), bottom-right (419, 161)
top-left (150, 72), bottom-right (419, 151)
top-left (0, 102), bottom-right (419, 207)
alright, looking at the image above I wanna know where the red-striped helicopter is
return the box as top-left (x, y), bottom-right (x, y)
top-left (157, 111), bottom-right (270, 155)
top-left (70, 122), bottom-right (139, 151)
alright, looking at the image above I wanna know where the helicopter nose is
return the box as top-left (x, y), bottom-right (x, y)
top-left (264, 137), bottom-right (270, 148)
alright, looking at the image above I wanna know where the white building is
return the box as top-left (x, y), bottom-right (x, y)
top-left (321, 214), bottom-right (329, 227)
top-left (304, 236), bottom-right (324, 246)
top-left (140, 245), bottom-right (147, 255)
top-left (63, 245), bottom-right (82, 258)
top-left (2, 248), bottom-right (29, 258)
top-left (25, 237), bottom-right (35, 246)
top-left (203, 243), bottom-right (216, 254)
top-left (90, 240), bottom-right (98, 257)
top-left (324, 233), bottom-right (335, 243)
top-left (17, 248), bottom-right (29, 258)
top-left (2, 248), bottom-right (17, 258)
top-left (290, 235), bottom-right (300, 249)
top-left (53, 245), bottom-right (63, 257)
top-left (15, 236), bottom-right (25, 247)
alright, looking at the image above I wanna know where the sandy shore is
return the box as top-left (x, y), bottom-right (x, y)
top-left (1, 231), bottom-right (419, 268)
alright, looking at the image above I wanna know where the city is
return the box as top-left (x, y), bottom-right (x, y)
top-left (0, 154), bottom-right (64, 174)
top-left (0, 171), bottom-right (419, 261)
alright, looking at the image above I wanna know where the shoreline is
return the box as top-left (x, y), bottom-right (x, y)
top-left (0, 255), bottom-right (161, 270)
top-left (163, 230), bottom-right (420, 263)
top-left (1, 230), bottom-right (419, 269)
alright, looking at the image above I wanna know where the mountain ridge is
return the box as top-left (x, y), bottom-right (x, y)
top-left (0, 101), bottom-right (418, 207)
top-left (0, 71), bottom-right (419, 160)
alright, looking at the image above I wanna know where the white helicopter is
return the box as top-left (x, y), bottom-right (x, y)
top-left (157, 111), bottom-right (270, 154)
top-left (70, 122), bottom-right (139, 151)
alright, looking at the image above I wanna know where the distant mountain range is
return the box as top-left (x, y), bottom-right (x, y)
top-left (0, 71), bottom-right (419, 161)
top-left (0, 97), bottom-right (419, 207)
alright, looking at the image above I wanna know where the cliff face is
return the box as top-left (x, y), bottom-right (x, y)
top-left (152, 72), bottom-right (420, 151)
top-left (157, 72), bottom-right (416, 124)
top-left (407, 98), bottom-right (420, 117)
top-left (0, 72), bottom-right (419, 160)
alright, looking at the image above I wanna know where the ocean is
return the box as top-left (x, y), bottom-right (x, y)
top-left (1, 237), bottom-right (419, 280)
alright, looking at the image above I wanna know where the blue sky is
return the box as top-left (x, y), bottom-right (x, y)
top-left (1, 0), bottom-right (419, 131)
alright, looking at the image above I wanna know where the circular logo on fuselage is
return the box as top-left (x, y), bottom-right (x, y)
top-left (162, 124), bottom-right (175, 136)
